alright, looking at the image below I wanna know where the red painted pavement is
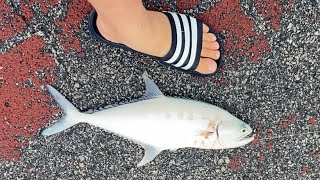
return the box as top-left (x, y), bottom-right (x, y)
top-left (278, 114), bottom-right (298, 128)
top-left (301, 166), bottom-right (312, 176)
top-left (144, 0), bottom-right (172, 11)
top-left (253, 0), bottom-right (284, 30)
top-left (178, 0), bottom-right (293, 63)
top-left (0, 0), bottom-right (92, 161)
top-left (0, 2), bottom-right (26, 41)
top-left (196, 0), bottom-right (270, 63)
top-left (228, 154), bottom-right (248, 171)
top-left (259, 151), bottom-right (265, 162)
top-left (19, 0), bottom-right (60, 20)
top-left (0, 36), bottom-right (57, 161)
top-left (308, 117), bottom-right (318, 126)
top-left (177, 0), bottom-right (201, 12)
top-left (55, 0), bottom-right (92, 52)
top-left (265, 141), bottom-right (273, 151)
top-left (266, 129), bottom-right (273, 137)
top-left (313, 151), bottom-right (320, 158)
top-left (229, 155), bottom-right (241, 170)
top-left (252, 133), bottom-right (262, 148)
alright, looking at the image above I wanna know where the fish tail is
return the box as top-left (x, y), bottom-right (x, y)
top-left (41, 85), bottom-right (88, 136)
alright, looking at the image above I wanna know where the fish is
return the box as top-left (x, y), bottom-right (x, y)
top-left (42, 72), bottom-right (254, 166)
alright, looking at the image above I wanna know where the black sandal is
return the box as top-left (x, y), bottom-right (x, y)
top-left (89, 10), bottom-right (223, 77)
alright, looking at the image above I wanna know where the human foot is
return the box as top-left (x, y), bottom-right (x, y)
top-left (90, 10), bottom-right (221, 76)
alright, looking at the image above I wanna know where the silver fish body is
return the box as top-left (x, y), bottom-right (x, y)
top-left (85, 97), bottom-right (222, 150)
top-left (42, 73), bottom-right (254, 166)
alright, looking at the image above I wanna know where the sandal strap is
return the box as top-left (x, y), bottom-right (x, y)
top-left (162, 12), bottom-right (203, 72)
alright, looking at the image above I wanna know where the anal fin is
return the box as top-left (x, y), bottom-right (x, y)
top-left (138, 144), bottom-right (163, 167)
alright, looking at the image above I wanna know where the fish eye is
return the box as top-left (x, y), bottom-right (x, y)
top-left (242, 129), bottom-right (247, 133)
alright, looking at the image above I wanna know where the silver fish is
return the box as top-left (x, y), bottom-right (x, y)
top-left (42, 73), bottom-right (254, 166)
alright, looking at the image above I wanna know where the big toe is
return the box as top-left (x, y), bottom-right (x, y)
top-left (195, 58), bottom-right (217, 74)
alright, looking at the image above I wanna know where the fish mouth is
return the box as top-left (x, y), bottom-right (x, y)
top-left (238, 134), bottom-right (255, 142)
top-left (237, 133), bottom-right (255, 143)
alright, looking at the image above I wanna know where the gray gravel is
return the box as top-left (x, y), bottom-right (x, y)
top-left (0, 0), bottom-right (319, 179)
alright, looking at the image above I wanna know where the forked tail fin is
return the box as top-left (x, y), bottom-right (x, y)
top-left (41, 85), bottom-right (86, 136)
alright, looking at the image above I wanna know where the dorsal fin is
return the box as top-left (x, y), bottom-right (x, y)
top-left (84, 72), bottom-right (164, 114)
top-left (141, 72), bottom-right (164, 99)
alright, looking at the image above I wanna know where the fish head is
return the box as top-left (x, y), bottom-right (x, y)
top-left (216, 116), bottom-right (254, 149)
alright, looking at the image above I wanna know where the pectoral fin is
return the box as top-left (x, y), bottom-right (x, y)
top-left (138, 145), bottom-right (162, 167)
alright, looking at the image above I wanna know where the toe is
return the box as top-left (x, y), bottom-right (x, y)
top-left (203, 41), bottom-right (220, 50)
top-left (203, 25), bottom-right (210, 33)
top-left (203, 33), bottom-right (217, 42)
top-left (212, 41), bottom-right (220, 49)
top-left (195, 58), bottom-right (217, 74)
top-left (201, 48), bottom-right (220, 60)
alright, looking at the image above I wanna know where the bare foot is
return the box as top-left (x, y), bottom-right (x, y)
top-left (96, 11), bottom-right (220, 75)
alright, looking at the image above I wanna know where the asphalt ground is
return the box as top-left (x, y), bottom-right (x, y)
top-left (0, 0), bottom-right (319, 179)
